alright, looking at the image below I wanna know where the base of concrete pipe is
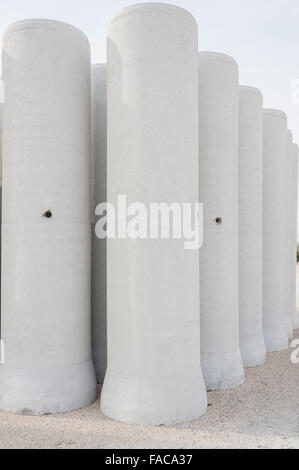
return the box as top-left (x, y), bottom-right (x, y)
top-left (100, 369), bottom-right (207, 426)
top-left (263, 327), bottom-right (289, 352)
top-left (0, 358), bottom-right (97, 415)
top-left (201, 351), bottom-right (245, 390)
top-left (240, 333), bottom-right (267, 368)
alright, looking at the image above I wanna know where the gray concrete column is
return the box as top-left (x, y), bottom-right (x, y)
top-left (91, 64), bottom-right (107, 383)
top-left (263, 109), bottom-right (289, 352)
top-left (0, 19), bottom-right (97, 414)
top-left (291, 143), bottom-right (299, 329)
top-left (198, 52), bottom-right (244, 390)
top-left (239, 86), bottom-right (267, 367)
top-left (0, 77), bottom-right (3, 184)
top-left (101, 4), bottom-right (207, 425)
top-left (286, 130), bottom-right (294, 339)
top-left (0, 80), bottom-right (3, 322)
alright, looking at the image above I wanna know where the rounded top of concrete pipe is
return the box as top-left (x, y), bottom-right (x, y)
top-left (109, 3), bottom-right (197, 28)
top-left (3, 18), bottom-right (89, 45)
top-left (263, 108), bottom-right (287, 121)
top-left (239, 85), bottom-right (262, 98)
top-left (199, 51), bottom-right (238, 69)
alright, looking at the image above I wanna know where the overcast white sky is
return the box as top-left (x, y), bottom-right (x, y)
top-left (0, 0), bottom-right (299, 234)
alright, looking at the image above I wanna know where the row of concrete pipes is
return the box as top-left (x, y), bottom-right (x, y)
top-left (0, 3), bottom-right (297, 425)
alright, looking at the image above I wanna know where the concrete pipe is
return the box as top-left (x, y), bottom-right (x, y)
top-left (0, 101), bottom-right (2, 183)
top-left (0, 19), bottom-right (97, 415)
top-left (0, 77), bottom-right (3, 184)
top-left (91, 64), bottom-right (107, 383)
top-left (0, 80), bottom-right (3, 319)
top-left (100, 4), bottom-right (207, 425)
top-left (291, 143), bottom-right (299, 330)
top-left (286, 130), bottom-right (294, 339)
top-left (198, 52), bottom-right (244, 390)
top-left (263, 109), bottom-right (289, 352)
top-left (0, 76), bottom-right (3, 211)
top-left (239, 86), bottom-right (267, 367)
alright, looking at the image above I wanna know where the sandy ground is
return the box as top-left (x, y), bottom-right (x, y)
top-left (1, 273), bottom-right (299, 449)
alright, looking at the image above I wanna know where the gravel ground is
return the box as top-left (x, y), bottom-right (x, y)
top-left (1, 271), bottom-right (299, 449)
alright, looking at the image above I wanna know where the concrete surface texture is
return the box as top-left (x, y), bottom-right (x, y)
top-left (91, 64), bottom-right (107, 384)
top-left (291, 144), bottom-right (299, 329)
top-left (238, 86), bottom-right (267, 367)
top-left (198, 52), bottom-right (244, 390)
top-left (0, 19), bottom-right (97, 414)
top-left (0, 91), bottom-right (2, 310)
top-left (0, 89), bottom-right (2, 184)
top-left (0, 78), bottom-right (4, 103)
top-left (0, 326), bottom-right (299, 449)
top-left (263, 110), bottom-right (289, 352)
top-left (100, 3), bottom-right (207, 425)
top-left (0, 102), bottom-right (2, 181)
top-left (0, 101), bottom-right (2, 178)
top-left (285, 130), bottom-right (294, 339)
top-left (0, 79), bottom-right (3, 183)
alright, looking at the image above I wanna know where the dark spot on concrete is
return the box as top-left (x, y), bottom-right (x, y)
top-left (19, 408), bottom-right (33, 415)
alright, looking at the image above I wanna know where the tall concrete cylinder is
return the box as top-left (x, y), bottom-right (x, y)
top-left (286, 130), bottom-right (294, 338)
top-left (0, 77), bottom-right (3, 214)
top-left (198, 52), bottom-right (244, 390)
top-left (0, 101), bottom-right (2, 183)
top-left (0, 77), bottom-right (3, 183)
top-left (0, 19), bottom-right (97, 414)
top-left (91, 64), bottom-right (107, 383)
top-left (291, 143), bottom-right (299, 329)
top-left (239, 86), bottom-right (267, 367)
top-left (101, 4), bottom-right (207, 425)
top-left (263, 109), bottom-right (289, 352)
top-left (0, 80), bottom-right (3, 316)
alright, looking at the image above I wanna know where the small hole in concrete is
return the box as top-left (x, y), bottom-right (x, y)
top-left (215, 218), bottom-right (222, 225)
top-left (43, 211), bottom-right (53, 219)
